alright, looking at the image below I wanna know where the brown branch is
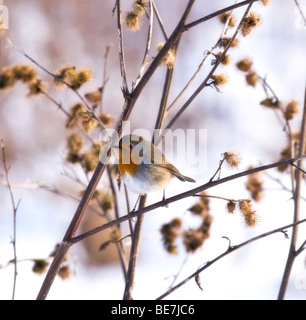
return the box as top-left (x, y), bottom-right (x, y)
top-left (70, 154), bottom-right (306, 245)
top-left (278, 85), bottom-right (306, 300)
top-left (36, 0), bottom-right (197, 300)
top-left (165, 2), bottom-right (254, 130)
top-left (1, 139), bottom-right (20, 300)
top-left (156, 217), bottom-right (306, 300)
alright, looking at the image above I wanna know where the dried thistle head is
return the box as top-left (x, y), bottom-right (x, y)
top-left (133, 0), bottom-right (147, 16)
top-left (58, 265), bottom-right (71, 280)
top-left (53, 65), bottom-right (76, 88)
top-left (0, 67), bottom-right (16, 89)
top-left (32, 259), bottom-right (49, 274)
top-left (216, 51), bottom-right (231, 66)
top-left (227, 201), bottom-right (236, 214)
top-left (27, 79), bottom-right (47, 96)
top-left (85, 90), bottom-right (102, 104)
top-left (241, 11), bottom-right (261, 37)
top-left (243, 210), bottom-right (259, 227)
top-left (219, 12), bottom-right (236, 27)
top-left (157, 42), bottom-right (176, 69)
top-left (160, 218), bottom-right (182, 254)
top-left (223, 152), bottom-right (241, 169)
top-left (219, 37), bottom-right (239, 48)
top-left (11, 64), bottom-right (37, 83)
top-left (261, 0), bottom-right (272, 6)
top-left (260, 98), bottom-right (279, 109)
top-left (236, 58), bottom-right (252, 72)
top-left (98, 112), bottom-right (113, 126)
top-left (238, 199), bottom-right (253, 215)
top-left (183, 229), bottom-right (206, 253)
top-left (125, 11), bottom-right (141, 31)
top-left (246, 169), bottom-right (263, 202)
top-left (246, 71), bottom-right (259, 87)
top-left (284, 100), bottom-right (299, 120)
top-left (210, 74), bottom-right (228, 87)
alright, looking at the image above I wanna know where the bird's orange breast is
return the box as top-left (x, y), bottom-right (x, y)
top-left (118, 149), bottom-right (138, 177)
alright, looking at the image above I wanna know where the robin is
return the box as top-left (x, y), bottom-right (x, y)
top-left (113, 134), bottom-right (195, 210)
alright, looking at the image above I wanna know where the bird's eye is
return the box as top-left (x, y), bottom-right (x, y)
top-left (129, 143), bottom-right (133, 149)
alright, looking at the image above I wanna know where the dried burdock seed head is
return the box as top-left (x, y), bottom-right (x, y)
top-left (58, 265), bottom-right (71, 280)
top-left (243, 210), bottom-right (259, 227)
top-left (241, 11), bottom-right (261, 37)
top-left (95, 190), bottom-right (113, 212)
top-left (85, 90), bottom-right (102, 104)
top-left (246, 71), bottom-right (259, 87)
top-left (261, 0), bottom-right (272, 6)
top-left (260, 98), bottom-right (279, 109)
top-left (238, 199), bottom-right (253, 216)
top-left (81, 150), bottom-right (98, 172)
top-left (32, 259), bottom-right (49, 274)
top-left (0, 67), bottom-right (16, 89)
top-left (227, 201), bottom-right (236, 214)
top-left (210, 74), bottom-right (228, 87)
top-left (157, 42), bottom-right (176, 69)
top-left (53, 65), bottom-right (76, 88)
top-left (183, 229), bottom-right (206, 253)
top-left (125, 11), bottom-right (141, 31)
top-left (11, 64), bottom-right (37, 83)
top-left (284, 100), bottom-right (299, 120)
top-left (160, 218), bottom-right (182, 254)
top-left (236, 58), bottom-right (252, 72)
top-left (67, 133), bottom-right (83, 154)
top-left (133, 0), bottom-right (146, 16)
top-left (219, 12), bottom-right (236, 27)
top-left (188, 203), bottom-right (205, 215)
top-left (27, 79), bottom-right (47, 96)
top-left (246, 169), bottom-right (263, 202)
top-left (216, 51), bottom-right (231, 66)
top-left (219, 37), bottom-right (239, 48)
top-left (223, 152), bottom-right (241, 169)
top-left (98, 112), bottom-right (113, 126)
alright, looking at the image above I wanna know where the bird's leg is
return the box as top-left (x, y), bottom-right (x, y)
top-left (162, 189), bottom-right (168, 208)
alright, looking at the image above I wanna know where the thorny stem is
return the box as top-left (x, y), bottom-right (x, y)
top-left (157, 217), bottom-right (306, 300)
top-left (278, 86), bottom-right (306, 300)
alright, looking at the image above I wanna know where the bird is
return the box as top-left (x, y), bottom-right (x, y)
top-left (113, 134), bottom-right (195, 210)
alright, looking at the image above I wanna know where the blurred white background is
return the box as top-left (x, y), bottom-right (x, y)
top-left (0, 0), bottom-right (306, 300)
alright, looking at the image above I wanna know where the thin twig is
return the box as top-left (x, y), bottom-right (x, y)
top-left (70, 154), bottom-right (306, 244)
top-left (278, 85), bottom-right (306, 300)
top-left (294, 0), bottom-right (306, 27)
top-left (133, 0), bottom-right (154, 89)
top-left (156, 217), bottom-right (306, 300)
top-left (8, 41), bottom-right (106, 129)
top-left (1, 139), bottom-right (20, 300)
top-left (115, 0), bottom-right (129, 95)
top-left (165, 2), bottom-right (255, 130)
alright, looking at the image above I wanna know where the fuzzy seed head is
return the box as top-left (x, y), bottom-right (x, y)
top-left (125, 11), bottom-right (141, 31)
top-left (261, 0), bottom-right (272, 6)
top-left (223, 152), bottom-right (241, 169)
top-left (227, 201), bottom-right (236, 214)
top-left (219, 12), bottom-right (236, 27)
top-left (241, 11), bottom-right (261, 37)
top-left (236, 58), bottom-right (252, 72)
top-left (157, 42), bottom-right (176, 69)
top-left (210, 74), bottom-right (228, 86)
top-left (246, 71), bottom-right (259, 87)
